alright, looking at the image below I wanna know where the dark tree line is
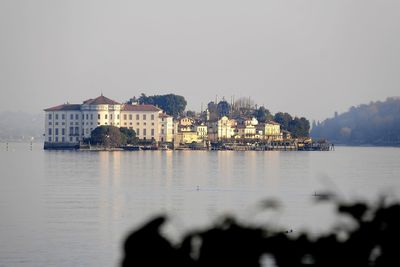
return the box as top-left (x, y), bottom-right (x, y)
top-left (137, 93), bottom-right (187, 118)
top-left (311, 97), bottom-right (400, 145)
top-left (122, 197), bottom-right (400, 267)
top-left (274, 112), bottom-right (310, 138)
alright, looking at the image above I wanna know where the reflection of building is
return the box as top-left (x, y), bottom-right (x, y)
top-left (44, 95), bottom-right (169, 146)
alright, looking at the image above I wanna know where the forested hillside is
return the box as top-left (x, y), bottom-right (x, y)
top-left (311, 97), bottom-right (400, 145)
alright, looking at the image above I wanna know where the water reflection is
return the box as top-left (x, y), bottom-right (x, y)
top-left (1, 145), bottom-right (400, 266)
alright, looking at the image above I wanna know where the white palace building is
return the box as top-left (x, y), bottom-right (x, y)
top-left (44, 95), bottom-right (173, 148)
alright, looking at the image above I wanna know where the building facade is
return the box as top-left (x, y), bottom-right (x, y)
top-left (44, 95), bottom-right (169, 147)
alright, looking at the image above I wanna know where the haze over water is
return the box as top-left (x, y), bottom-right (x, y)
top-left (1, 143), bottom-right (399, 266)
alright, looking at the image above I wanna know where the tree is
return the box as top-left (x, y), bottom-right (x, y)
top-left (207, 101), bottom-right (218, 121)
top-left (120, 127), bottom-right (138, 145)
top-left (310, 97), bottom-right (400, 145)
top-left (217, 100), bottom-right (231, 117)
top-left (90, 126), bottom-right (122, 147)
top-left (138, 94), bottom-right (187, 118)
top-left (186, 110), bottom-right (196, 118)
top-left (254, 106), bottom-right (273, 123)
top-left (274, 112), bottom-right (292, 130)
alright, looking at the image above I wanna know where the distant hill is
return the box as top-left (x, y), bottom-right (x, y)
top-left (311, 97), bottom-right (400, 146)
top-left (0, 111), bottom-right (44, 142)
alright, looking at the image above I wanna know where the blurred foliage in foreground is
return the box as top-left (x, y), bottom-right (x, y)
top-left (122, 197), bottom-right (400, 267)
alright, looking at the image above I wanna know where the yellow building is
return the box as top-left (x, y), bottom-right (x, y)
top-left (196, 124), bottom-right (208, 140)
top-left (175, 131), bottom-right (199, 144)
top-left (207, 116), bottom-right (237, 141)
top-left (263, 121), bottom-right (283, 141)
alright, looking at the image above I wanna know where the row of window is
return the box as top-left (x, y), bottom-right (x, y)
top-left (48, 113), bottom-right (156, 121)
top-left (123, 114), bottom-right (155, 120)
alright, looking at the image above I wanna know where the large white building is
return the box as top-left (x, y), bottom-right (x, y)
top-left (44, 95), bottom-right (173, 148)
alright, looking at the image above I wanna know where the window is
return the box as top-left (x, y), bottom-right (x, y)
top-left (55, 128), bottom-right (59, 135)
top-left (62, 114), bottom-right (65, 120)
top-left (70, 114), bottom-right (73, 120)
top-left (124, 114), bottom-right (127, 120)
top-left (76, 137), bottom-right (79, 142)
top-left (143, 129), bottom-right (146, 136)
top-left (98, 114), bottom-right (100, 120)
top-left (137, 122), bottom-right (139, 125)
top-left (136, 114), bottom-right (139, 120)
top-left (62, 137), bottom-right (65, 142)
top-left (129, 122), bottom-right (132, 125)
top-left (75, 114), bottom-right (79, 120)
top-left (161, 129), bottom-right (164, 134)
top-left (105, 114), bottom-right (108, 119)
top-left (55, 137), bottom-right (58, 142)
top-left (151, 129), bottom-right (154, 136)
top-left (143, 114), bottom-right (146, 120)
top-left (129, 114), bottom-right (133, 120)
top-left (152, 123), bottom-right (154, 126)
top-left (110, 114), bottom-right (113, 120)
top-left (151, 114), bottom-right (154, 120)
top-left (70, 137), bottom-right (73, 142)
top-left (49, 114), bottom-right (52, 120)
top-left (75, 127), bottom-right (79, 134)
top-left (48, 137), bottom-right (52, 142)
top-left (90, 114), bottom-right (93, 120)
top-left (48, 128), bottom-right (52, 135)
top-left (62, 128), bottom-right (65, 135)
top-left (55, 122), bottom-right (58, 125)
top-left (86, 114), bottom-right (89, 120)
top-left (49, 122), bottom-right (52, 125)
top-left (136, 129), bottom-right (140, 135)
top-left (117, 115), bottom-right (119, 120)
top-left (69, 127), bottom-right (73, 134)
top-left (124, 122), bottom-right (127, 126)
top-left (55, 114), bottom-right (59, 120)
top-left (82, 114), bottom-right (84, 120)
top-left (62, 122), bottom-right (65, 125)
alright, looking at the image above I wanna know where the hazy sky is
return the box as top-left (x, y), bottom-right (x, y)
top-left (1, 0), bottom-right (399, 121)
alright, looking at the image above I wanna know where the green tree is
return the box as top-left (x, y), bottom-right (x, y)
top-left (254, 106), bottom-right (273, 123)
top-left (90, 126), bottom-right (123, 147)
top-left (138, 94), bottom-right (187, 118)
top-left (274, 112), bottom-right (292, 130)
top-left (119, 127), bottom-right (138, 145)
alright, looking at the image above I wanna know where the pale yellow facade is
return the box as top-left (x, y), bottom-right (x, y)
top-left (44, 95), bottom-right (168, 144)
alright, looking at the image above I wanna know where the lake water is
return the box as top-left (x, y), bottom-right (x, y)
top-left (0, 143), bottom-right (399, 266)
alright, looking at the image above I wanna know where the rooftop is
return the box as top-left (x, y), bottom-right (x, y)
top-left (121, 104), bottom-right (161, 112)
top-left (44, 104), bottom-right (81, 111)
top-left (83, 95), bottom-right (120, 105)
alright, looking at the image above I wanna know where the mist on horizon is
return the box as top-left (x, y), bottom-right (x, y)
top-left (1, 0), bottom-right (399, 122)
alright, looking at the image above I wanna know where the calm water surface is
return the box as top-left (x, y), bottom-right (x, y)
top-left (0, 143), bottom-right (399, 266)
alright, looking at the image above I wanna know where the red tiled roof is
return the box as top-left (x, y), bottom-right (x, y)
top-left (44, 104), bottom-right (81, 111)
top-left (83, 95), bottom-right (120, 105)
top-left (122, 104), bottom-right (161, 112)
